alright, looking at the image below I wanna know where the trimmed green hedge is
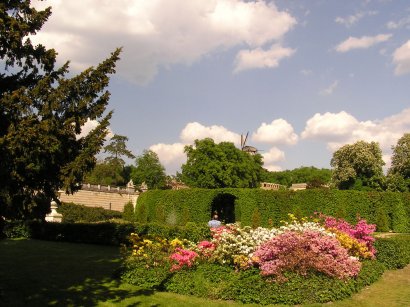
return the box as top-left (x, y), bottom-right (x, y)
top-left (2, 220), bottom-right (211, 245)
top-left (136, 189), bottom-right (410, 232)
top-left (374, 234), bottom-right (410, 269)
top-left (29, 221), bottom-right (135, 245)
top-left (57, 202), bottom-right (123, 223)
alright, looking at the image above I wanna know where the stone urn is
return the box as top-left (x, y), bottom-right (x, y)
top-left (45, 200), bottom-right (63, 223)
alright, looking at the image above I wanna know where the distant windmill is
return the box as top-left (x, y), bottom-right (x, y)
top-left (240, 132), bottom-right (258, 155)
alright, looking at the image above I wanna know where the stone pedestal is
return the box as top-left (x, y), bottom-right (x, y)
top-left (45, 200), bottom-right (63, 223)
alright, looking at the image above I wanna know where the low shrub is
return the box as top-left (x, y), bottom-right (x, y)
top-left (3, 219), bottom-right (211, 246)
top-left (121, 257), bottom-right (171, 289)
top-left (122, 202), bottom-right (135, 222)
top-left (2, 220), bottom-right (32, 238)
top-left (374, 235), bottom-right (410, 269)
top-left (29, 221), bottom-right (135, 245)
top-left (133, 222), bottom-right (211, 242)
top-left (57, 202), bottom-right (123, 223)
top-left (165, 260), bottom-right (385, 305)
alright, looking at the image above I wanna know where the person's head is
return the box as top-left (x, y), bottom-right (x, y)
top-left (213, 214), bottom-right (219, 220)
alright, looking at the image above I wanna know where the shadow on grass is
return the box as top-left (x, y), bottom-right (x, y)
top-left (16, 278), bottom-right (154, 306)
top-left (0, 239), bottom-right (156, 306)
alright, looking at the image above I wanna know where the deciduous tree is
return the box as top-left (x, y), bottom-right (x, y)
top-left (0, 1), bottom-right (120, 220)
top-left (387, 133), bottom-right (410, 191)
top-left (132, 150), bottom-right (167, 189)
top-left (262, 166), bottom-right (331, 188)
top-left (181, 138), bottom-right (263, 188)
top-left (330, 141), bottom-right (385, 190)
top-left (389, 133), bottom-right (410, 179)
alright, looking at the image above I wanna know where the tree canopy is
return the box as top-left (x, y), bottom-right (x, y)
top-left (386, 133), bottom-right (410, 192)
top-left (103, 134), bottom-right (135, 167)
top-left (131, 150), bottom-right (167, 189)
top-left (85, 134), bottom-right (135, 186)
top-left (330, 141), bottom-right (385, 190)
top-left (181, 138), bottom-right (264, 188)
top-left (262, 166), bottom-right (331, 188)
top-left (0, 1), bottom-right (120, 220)
top-left (389, 133), bottom-right (410, 179)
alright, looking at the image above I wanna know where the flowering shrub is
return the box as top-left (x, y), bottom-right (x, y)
top-left (128, 233), bottom-right (168, 267)
top-left (169, 248), bottom-right (199, 271)
top-left (127, 233), bottom-right (196, 268)
top-left (197, 240), bottom-right (215, 258)
top-left (124, 214), bottom-right (377, 286)
top-left (332, 229), bottom-right (373, 259)
top-left (317, 214), bottom-right (376, 257)
top-left (253, 230), bottom-right (361, 282)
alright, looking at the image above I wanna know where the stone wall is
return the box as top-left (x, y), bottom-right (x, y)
top-left (59, 183), bottom-right (139, 212)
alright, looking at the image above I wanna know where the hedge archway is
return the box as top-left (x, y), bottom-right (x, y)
top-left (210, 193), bottom-right (236, 224)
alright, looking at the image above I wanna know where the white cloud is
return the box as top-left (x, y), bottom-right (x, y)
top-left (262, 147), bottom-right (285, 164)
top-left (335, 12), bottom-right (364, 27)
top-left (335, 11), bottom-right (377, 27)
top-left (300, 69), bottom-right (312, 76)
top-left (77, 119), bottom-right (114, 140)
top-left (387, 16), bottom-right (410, 30)
top-left (264, 164), bottom-right (283, 172)
top-left (149, 143), bottom-right (186, 174)
top-left (31, 0), bottom-right (296, 84)
top-left (233, 44), bottom-right (295, 73)
top-left (393, 40), bottom-right (410, 75)
top-left (335, 34), bottom-right (392, 53)
top-left (180, 122), bottom-right (240, 145)
top-left (301, 111), bottom-right (359, 141)
top-left (319, 80), bottom-right (339, 96)
top-left (252, 119), bottom-right (298, 145)
top-left (301, 109), bottom-right (410, 167)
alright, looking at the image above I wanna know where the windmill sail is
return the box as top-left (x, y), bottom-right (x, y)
top-left (241, 132), bottom-right (258, 155)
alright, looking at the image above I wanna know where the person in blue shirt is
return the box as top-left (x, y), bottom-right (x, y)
top-left (208, 214), bottom-right (222, 228)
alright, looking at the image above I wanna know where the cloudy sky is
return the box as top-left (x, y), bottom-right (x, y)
top-left (31, 0), bottom-right (410, 174)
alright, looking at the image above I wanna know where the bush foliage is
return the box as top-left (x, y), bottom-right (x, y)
top-left (121, 219), bottom-right (410, 305)
top-left (2, 219), bottom-right (211, 246)
top-left (57, 202), bottom-right (123, 223)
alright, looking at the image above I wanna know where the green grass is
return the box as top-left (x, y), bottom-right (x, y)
top-left (1, 239), bottom-right (410, 306)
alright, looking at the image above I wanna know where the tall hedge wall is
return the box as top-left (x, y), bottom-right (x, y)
top-left (135, 189), bottom-right (410, 232)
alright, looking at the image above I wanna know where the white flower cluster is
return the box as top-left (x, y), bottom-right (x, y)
top-left (210, 221), bottom-right (336, 265)
top-left (249, 226), bottom-right (281, 247)
top-left (211, 224), bottom-right (280, 263)
top-left (277, 221), bottom-right (334, 237)
top-left (211, 226), bottom-right (256, 263)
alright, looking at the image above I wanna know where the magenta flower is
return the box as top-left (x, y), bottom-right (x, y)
top-left (169, 248), bottom-right (199, 272)
top-left (253, 230), bottom-right (361, 281)
top-left (319, 214), bottom-right (376, 257)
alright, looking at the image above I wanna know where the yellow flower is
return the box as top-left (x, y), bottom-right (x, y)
top-left (332, 229), bottom-right (372, 259)
top-left (170, 238), bottom-right (183, 248)
top-left (143, 239), bottom-right (153, 245)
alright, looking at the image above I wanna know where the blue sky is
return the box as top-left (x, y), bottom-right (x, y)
top-left (31, 0), bottom-right (410, 174)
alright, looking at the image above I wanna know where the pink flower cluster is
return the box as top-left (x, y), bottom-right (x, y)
top-left (197, 240), bottom-right (216, 258)
top-left (253, 230), bottom-right (361, 281)
top-left (210, 224), bottom-right (235, 240)
top-left (169, 248), bottom-right (199, 272)
top-left (320, 214), bottom-right (376, 256)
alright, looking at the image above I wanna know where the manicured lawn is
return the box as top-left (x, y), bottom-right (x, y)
top-left (1, 239), bottom-right (410, 306)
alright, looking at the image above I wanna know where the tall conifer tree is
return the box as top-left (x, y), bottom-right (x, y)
top-left (0, 1), bottom-right (121, 220)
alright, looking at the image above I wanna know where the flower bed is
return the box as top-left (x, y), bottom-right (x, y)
top-left (121, 214), bottom-right (389, 304)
